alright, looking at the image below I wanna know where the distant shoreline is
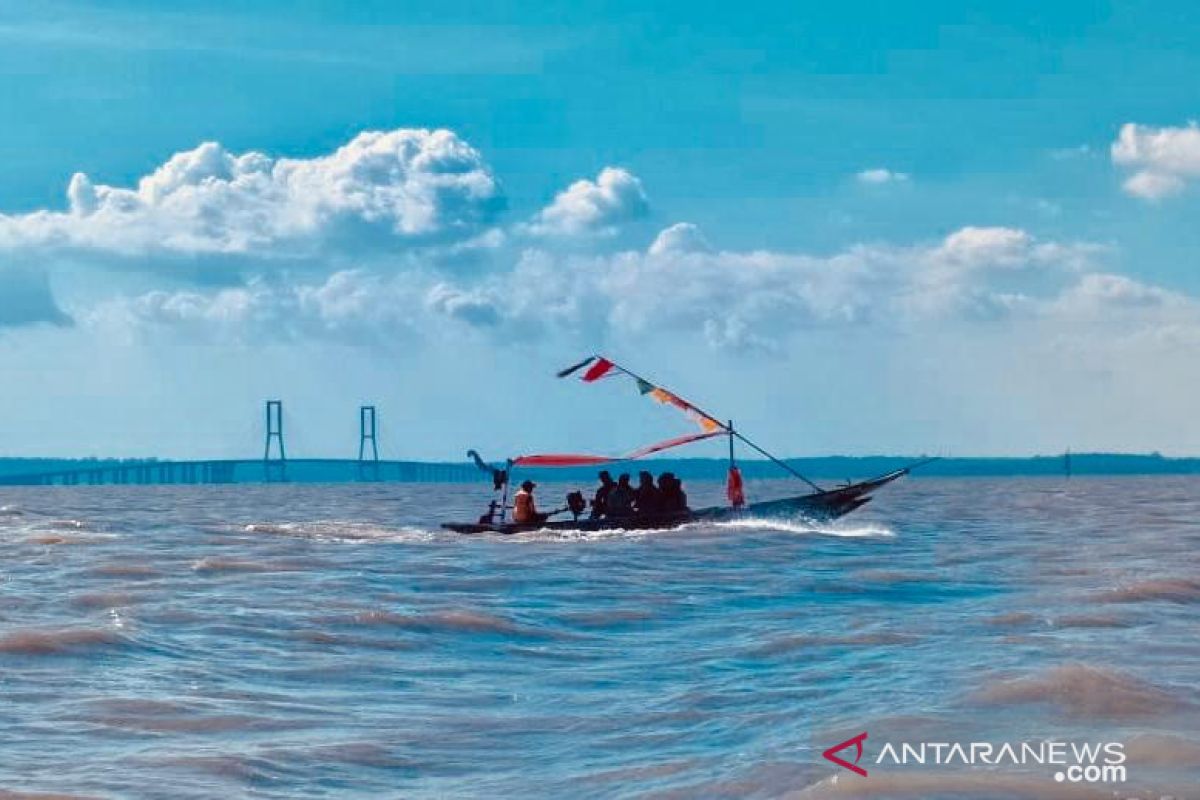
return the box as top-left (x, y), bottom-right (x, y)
top-left (1, 453), bottom-right (1197, 484)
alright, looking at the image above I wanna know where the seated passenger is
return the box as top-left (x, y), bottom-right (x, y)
top-left (606, 473), bottom-right (635, 518)
top-left (512, 480), bottom-right (547, 525)
top-left (590, 470), bottom-right (615, 519)
top-left (658, 472), bottom-right (689, 514)
top-left (634, 470), bottom-right (661, 515)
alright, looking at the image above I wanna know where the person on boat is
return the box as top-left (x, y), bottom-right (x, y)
top-left (634, 470), bottom-right (661, 516)
top-left (606, 473), bottom-right (635, 518)
top-left (590, 470), bottom-right (615, 519)
top-left (512, 480), bottom-right (547, 525)
top-left (657, 472), bottom-right (688, 514)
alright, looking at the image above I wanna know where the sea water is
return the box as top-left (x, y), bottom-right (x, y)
top-left (0, 477), bottom-right (1197, 798)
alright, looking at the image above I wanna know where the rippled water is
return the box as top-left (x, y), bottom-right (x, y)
top-left (0, 477), bottom-right (1197, 799)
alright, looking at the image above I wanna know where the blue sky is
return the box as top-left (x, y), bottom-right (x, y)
top-left (2, 0), bottom-right (1200, 458)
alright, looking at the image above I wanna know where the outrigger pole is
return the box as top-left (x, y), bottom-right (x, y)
top-left (599, 358), bottom-right (826, 494)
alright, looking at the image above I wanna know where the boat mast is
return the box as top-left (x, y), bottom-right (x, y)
top-left (727, 419), bottom-right (735, 468)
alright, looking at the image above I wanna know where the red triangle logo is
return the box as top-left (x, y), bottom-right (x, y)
top-left (823, 731), bottom-right (868, 777)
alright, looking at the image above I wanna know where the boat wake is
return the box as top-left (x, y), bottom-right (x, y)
top-left (713, 516), bottom-right (896, 539)
top-left (237, 517), bottom-right (896, 544)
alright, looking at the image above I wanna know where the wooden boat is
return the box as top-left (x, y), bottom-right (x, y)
top-left (442, 356), bottom-right (924, 535)
top-left (442, 467), bottom-right (910, 534)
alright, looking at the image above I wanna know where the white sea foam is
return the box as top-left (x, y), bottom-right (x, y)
top-left (713, 516), bottom-right (896, 538)
top-left (242, 521), bottom-right (435, 543)
top-left (508, 526), bottom-right (650, 543)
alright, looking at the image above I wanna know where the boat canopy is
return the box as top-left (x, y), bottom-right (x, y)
top-left (513, 430), bottom-right (722, 468)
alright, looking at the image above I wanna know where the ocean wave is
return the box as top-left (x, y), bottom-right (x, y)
top-left (46, 519), bottom-right (89, 530)
top-left (86, 563), bottom-right (162, 579)
top-left (1095, 577), bottom-right (1200, 604)
top-left (69, 591), bottom-right (143, 610)
top-left (0, 787), bottom-right (98, 800)
top-left (0, 627), bottom-right (128, 656)
top-left (191, 556), bottom-right (317, 573)
top-left (325, 607), bottom-right (566, 639)
top-left (971, 663), bottom-right (1183, 719)
top-left (748, 631), bottom-right (917, 657)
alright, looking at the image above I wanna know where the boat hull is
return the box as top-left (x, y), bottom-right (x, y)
top-left (441, 468), bottom-right (907, 535)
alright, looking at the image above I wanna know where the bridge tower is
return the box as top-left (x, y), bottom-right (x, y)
top-left (358, 405), bottom-right (379, 481)
top-left (264, 399), bottom-right (287, 482)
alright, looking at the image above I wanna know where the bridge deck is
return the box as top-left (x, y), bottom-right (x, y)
top-left (0, 459), bottom-right (478, 486)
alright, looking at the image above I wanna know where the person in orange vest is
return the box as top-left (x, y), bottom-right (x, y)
top-left (512, 480), bottom-right (547, 525)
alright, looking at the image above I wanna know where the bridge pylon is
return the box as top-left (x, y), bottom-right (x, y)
top-left (264, 399), bottom-right (287, 482)
top-left (358, 405), bottom-right (379, 481)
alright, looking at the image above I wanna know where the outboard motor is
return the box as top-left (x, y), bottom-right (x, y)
top-left (566, 490), bottom-right (587, 521)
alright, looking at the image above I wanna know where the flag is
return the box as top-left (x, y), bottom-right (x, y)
top-left (726, 466), bottom-right (746, 508)
top-left (582, 358), bottom-right (615, 382)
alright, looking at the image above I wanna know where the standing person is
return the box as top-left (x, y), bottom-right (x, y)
top-left (606, 473), bottom-right (635, 518)
top-left (634, 470), bottom-right (661, 516)
top-left (590, 470), bottom-right (615, 519)
top-left (512, 480), bottom-right (546, 525)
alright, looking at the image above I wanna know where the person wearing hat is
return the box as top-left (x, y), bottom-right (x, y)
top-left (512, 479), bottom-right (547, 525)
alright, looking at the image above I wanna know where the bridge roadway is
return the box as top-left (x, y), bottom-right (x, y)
top-left (0, 458), bottom-right (478, 486)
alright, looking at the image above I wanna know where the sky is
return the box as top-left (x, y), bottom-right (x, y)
top-left (1, 0), bottom-right (1200, 460)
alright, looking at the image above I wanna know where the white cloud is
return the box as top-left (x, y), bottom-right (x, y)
top-left (0, 128), bottom-right (503, 258)
top-left (648, 222), bottom-right (712, 256)
top-left (856, 168), bottom-right (909, 184)
top-left (88, 270), bottom-right (421, 345)
top-left (931, 226), bottom-right (1031, 267)
top-left (83, 220), bottom-right (1200, 396)
top-left (425, 283), bottom-right (501, 327)
top-left (424, 224), bottom-right (1108, 349)
top-left (1121, 170), bottom-right (1185, 201)
top-left (524, 167), bottom-right (649, 237)
top-left (1050, 273), bottom-right (1187, 317)
top-left (1112, 122), bottom-right (1200, 200)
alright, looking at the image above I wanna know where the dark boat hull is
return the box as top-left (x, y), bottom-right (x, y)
top-left (441, 468), bottom-right (907, 535)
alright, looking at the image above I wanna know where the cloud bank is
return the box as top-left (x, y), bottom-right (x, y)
top-left (0, 125), bottom-right (1195, 383)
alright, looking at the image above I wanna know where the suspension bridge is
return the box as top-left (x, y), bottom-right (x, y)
top-left (0, 401), bottom-right (478, 486)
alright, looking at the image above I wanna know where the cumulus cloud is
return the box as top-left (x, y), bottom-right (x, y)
top-left (88, 270), bottom-right (420, 345)
top-left (423, 224), bottom-right (1112, 351)
top-left (856, 168), bottom-right (909, 184)
top-left (648, 222), bottom-right (712, 256)
top-left (425, 283), bottom-right (501, 327)
top-left (1121, 170), bottom-right (1184, 201)
top-left (1112, 122), bottom-right (1200, 200)
top-left (85, 219), bottom-right (1200, 368)
top-left (1051, 273), bottom-right (1187, 317)
top-left (0, 129), bottom-right (503, 258)
top-left (0, 266), bottom-right (71, 329)
top-left (524, 167), bottom-right (649, 237)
